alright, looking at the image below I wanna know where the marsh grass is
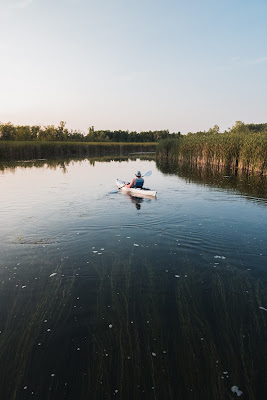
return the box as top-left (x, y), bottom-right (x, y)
top-left (0, 260), bottom-right (75, 400)
top-left (0, 254), bottom-right (266, 399)
top-left (80, 256), bottom-right (266, 399)
top-left (0, 141), bottom-right (157, 161)
top-left (157, 132), bottom-right (267, 174)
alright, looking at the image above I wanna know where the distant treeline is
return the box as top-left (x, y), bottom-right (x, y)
top-left (0, 121), bottom-right (180, 142)
top-left (157, 122), bottom-right (267, 175)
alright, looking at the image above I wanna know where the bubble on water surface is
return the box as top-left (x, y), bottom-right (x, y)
top-left (151, 352), bottom-right (156, 357)
top-left (231, 386), bottom-right (243, 396)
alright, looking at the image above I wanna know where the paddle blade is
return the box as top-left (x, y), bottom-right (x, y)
top-left (143, 171), bottom-right (152, 177)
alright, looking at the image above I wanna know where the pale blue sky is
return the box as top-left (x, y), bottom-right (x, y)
top-left (0, 0), bottom-right (266, 133)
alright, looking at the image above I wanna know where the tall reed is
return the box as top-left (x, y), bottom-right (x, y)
top-left (157, 130), bottom-right (267, 174)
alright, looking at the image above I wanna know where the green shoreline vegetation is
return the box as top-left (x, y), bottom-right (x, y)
top-left (1, 121), bottom-right (266, 175)
top-left (0, 140), bottom-right (157, 161)
top-left (0, 121), bottom-right (172, 160)
top-left (157, 122), bottom-right (267, 175)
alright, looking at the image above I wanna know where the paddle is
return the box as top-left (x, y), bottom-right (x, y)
top-left (109, 171), bottom-right (152, 194)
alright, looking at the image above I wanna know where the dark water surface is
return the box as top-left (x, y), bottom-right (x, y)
top-left (0, 157), bottom-right (266, 400)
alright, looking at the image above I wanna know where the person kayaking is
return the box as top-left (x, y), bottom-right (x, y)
top-left (125, 171), bottom-right (144, 188)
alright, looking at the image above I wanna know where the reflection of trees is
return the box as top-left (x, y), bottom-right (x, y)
top-left (0, 155), bottom-right (155, 174)
top-left (156, 159), bottom-right (267, 203)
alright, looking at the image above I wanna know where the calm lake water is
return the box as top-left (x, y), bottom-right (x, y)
top-left (0, 157), bottom-right (266, 400)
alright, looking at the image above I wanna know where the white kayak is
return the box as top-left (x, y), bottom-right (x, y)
top-left (116, 179), bottom-right (156, 197)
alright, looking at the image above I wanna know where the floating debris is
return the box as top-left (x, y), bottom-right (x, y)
top-left (22, 286), bottom-right (26, 288)
top-left (134, 243), bottom-right (139, 247)
top-left (259, 306), bottom-right (267, 311)
top-left (231, 386), bottom-right (243, 396)
top-left (175, 275), bottom-right (180, 278)
top-left (109, 324), bottom-right (113, 328)
top-left (49, 273), bottom-right (57, 277)
top-left (214, 255), bottom-right (226, 259)
top-left (151, 352), bottom-right (156, 357)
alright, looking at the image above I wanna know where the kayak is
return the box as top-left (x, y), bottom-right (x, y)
top-left (116, 179), bottom-right (157, 197)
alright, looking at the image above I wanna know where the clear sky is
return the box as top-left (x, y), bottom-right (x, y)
top-left (0, 0), bottom-right (266, 134)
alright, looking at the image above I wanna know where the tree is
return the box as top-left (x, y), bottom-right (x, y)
top-left (0, 122), bottom-right (16, 140)
top-left (207, 125), bottom-right (220, 134)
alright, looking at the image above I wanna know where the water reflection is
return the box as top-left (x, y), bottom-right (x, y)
top-left (1, 156), bottom-right (266, 205)
top-left (129, 194), bottom-right (143, 210)
top-left (0, 156), bottom-right (266, 400)
top-left (156, 159), bottom-right (267, 204)
top-left (0, 155), bottom-right (155, 173)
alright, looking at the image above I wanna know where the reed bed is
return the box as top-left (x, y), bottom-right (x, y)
top-left (157, 131), bottom-right (267, 174)
top-left (0, 141), bottom-right (157, 161)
